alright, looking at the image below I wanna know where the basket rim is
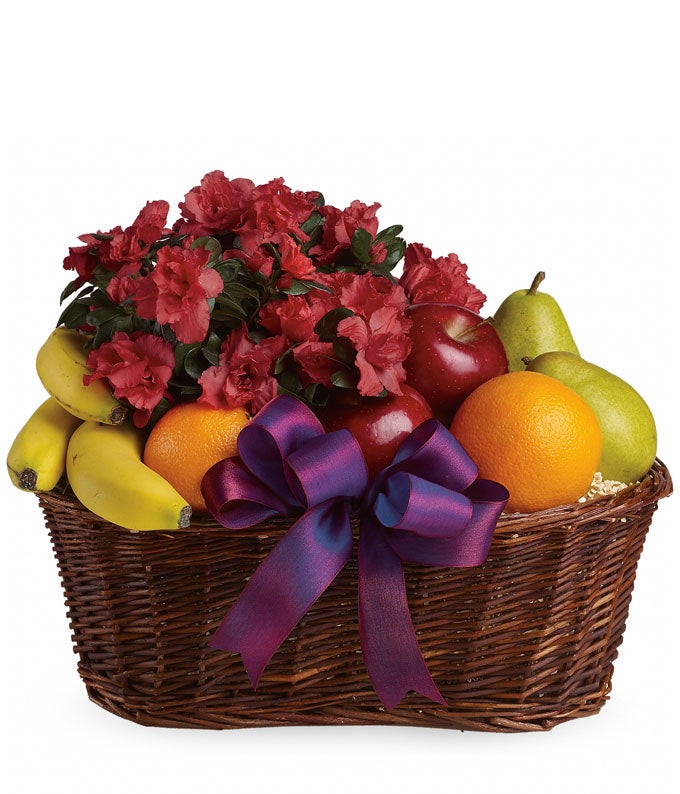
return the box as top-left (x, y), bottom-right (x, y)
top-left (38, 458), bottom-right (672, 539)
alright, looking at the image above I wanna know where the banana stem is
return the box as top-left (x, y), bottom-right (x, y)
top-left (529, 271), bottom-right (545, 294)
top-left (19, 468), bottom-right (38, 490)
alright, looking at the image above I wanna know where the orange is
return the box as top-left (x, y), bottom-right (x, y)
top-left (143, 402), bottom-right (250, 513)
top-left (450, 371), bottom-right (602, 513)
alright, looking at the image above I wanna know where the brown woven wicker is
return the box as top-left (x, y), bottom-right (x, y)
top-left (37, 460), bottom-right (672, 732)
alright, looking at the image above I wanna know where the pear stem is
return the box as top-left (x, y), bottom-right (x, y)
top-left (529, 271), bottom-right (545, 295)
top-left (521, 356), bottom-right (533, 366)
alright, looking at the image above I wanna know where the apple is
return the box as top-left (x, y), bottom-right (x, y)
top-left (317, 384), bottom-right (433, 479)
top-left (403, 303), bottom-right (508, 425)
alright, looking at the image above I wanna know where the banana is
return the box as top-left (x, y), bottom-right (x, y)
top-left (36, 327), bottom-right (127, 425)
top-left (7, 397), bottom-right (82, 491)
top-left (66, 421), bottom-right (192, 530)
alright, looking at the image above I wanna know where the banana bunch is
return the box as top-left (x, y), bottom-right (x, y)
top-left (8, 326), bottom-right (192, 531)
top-left (66, 422), bottom-right (191, 531)
top-left (36, 327), bottom-right (127, 424)
top-left (7, 398), bottom-right (82, 491)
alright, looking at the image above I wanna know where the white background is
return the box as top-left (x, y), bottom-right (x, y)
top-left (1, 1), bottom-right (678, 792)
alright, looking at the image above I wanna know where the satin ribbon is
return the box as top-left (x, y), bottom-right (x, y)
top-left (202, 395), bottom-right (508, 709)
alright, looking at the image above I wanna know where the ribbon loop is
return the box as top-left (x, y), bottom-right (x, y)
top-left (373, 471), bottom-right (473, 537)
top-left (285, 429), bottom-right (368, 508)
top-left (237, 395), bottom-right (325, 505)
top-left (382, 419), bottom-right (479, 493)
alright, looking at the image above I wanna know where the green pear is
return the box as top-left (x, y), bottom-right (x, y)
top-left (491, 272), bottom-right (579, 371)
top-left (525, 351), bottom-right (657, 483)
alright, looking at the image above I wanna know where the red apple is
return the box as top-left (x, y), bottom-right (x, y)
top-left (317, 384), bottom-right (433, 479)
top-left (403, 303), bottom-right (508, 425)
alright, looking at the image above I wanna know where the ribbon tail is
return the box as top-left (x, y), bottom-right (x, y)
top-left (210, 500), bottom-right (353, 688)
top-left (358, 517), bottom-right (447, 710)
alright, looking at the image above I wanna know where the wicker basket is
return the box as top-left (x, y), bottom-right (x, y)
top-left (37, 460), bottom-right (672, 732)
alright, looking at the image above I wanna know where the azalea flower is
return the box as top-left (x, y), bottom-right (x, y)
top-left (400, 243), bottom-right (486, 311)
top-left (63, 200), bottom-right (169, 282)
top-left (178, 171), bottom-right (254, 236)
top-left (258, 296), bottom-right (315, 343)
top-left (310, 200), bottom-right (381, 265)
top-left (84, 331), bottom-right (175, 427)
top-left (134, 240), bottom-right (223, 344)
top-left (198, 325), bottom-right (287, 414)
top-left (337, 305), bottom-right (411, 397)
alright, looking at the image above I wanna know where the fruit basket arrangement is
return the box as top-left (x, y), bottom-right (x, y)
top-left (8, 172), bottom-right (672, 731)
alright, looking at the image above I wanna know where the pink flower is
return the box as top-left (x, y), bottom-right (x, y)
top-left (234, 178), bottom-right (316, 255)
top-left (258, 296), bottom-right (315, 343)
top-left (63, 242), bottom-right (98, 283)
top-left (134, 240), bottom-right (223, 344)
top-left (106, 275), bottom-right (138, 304)
top-left (107, 200), bottom-right (170, 274)
top-left (278, 234), bottom-right (315, 279)
top-left (302, 271), bottom-right (352, 324)
top-left (84, 331), bottom-right (175, 427)
top-left (309, 200), bottom-right (381, 265)
top-left (178, 171), bottom-right (255, 236)
top-left (292, 338), bottom-right (337, 387)
top-left (337, 306), bottom-right (411, 397)
top-left (400, 243), bottom-right (486, 311)
top-left (63, 200), bottom-right (170, 282)
top-left (338, 272), bottom-right (408, 319)
top-left (198, 325), bottom-right (287, 414)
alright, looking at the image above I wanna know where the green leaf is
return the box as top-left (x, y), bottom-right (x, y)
top-left (92, 317), bottom-right (121, 348)
top-left (173, 342), bottom-right (194, 373)
top-left (283, 278), bottom-right (311, 296)
top-left (330, 369), bottom-right (359, 389)
top-left (203, 331), bottom-right (223, 354)
top-left (214, 259), bottom-right (241, 283)
top-left (57, 299), bottom-right (90, 329)
top-left (85, 307), bottom-right (123, 327)
top-left (274, 346), bottom-right (295, 376)
top-left (179, 384), bottom-right (202, 396)
top-left (276, 367), bottom-right (302, 395)
top-left (201, 347), bottom-right (220, 366)
top-left (374, 224), bottom-right (404, 243)
top-left (300, 210), bottom-right (325, 237)
top-left (300, 279), bottom-right (334, 294)
top-left (223, 281), bottom-right (262, 301)
top-left (144, 397), bottom-right (172, 428)
top-left (150, 234), bottom-right (187, 254)
top-left (303, 382), bottom-right (330, 407)
top-left (351, 228), bottom-right (373, 264)
top-left (332, 336), bottom-right (357, 366)
top-left (160, 324), bottom-right (177, 344)
top-left (60, 278), bottom-right (87, 304)
top-left (381, 238), bottom-right (406, 270)
top-left (183, 346), bottom-right (207, 380)
top-left (81, 287), bottom-right (114, 308)
top-left (213, 295), bottom-right (248, 320)
top-left (314, 307), bottom-right (354, 341)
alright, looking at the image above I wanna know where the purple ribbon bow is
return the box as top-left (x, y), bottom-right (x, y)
top-left (202, 395), bottom-right (508, 709)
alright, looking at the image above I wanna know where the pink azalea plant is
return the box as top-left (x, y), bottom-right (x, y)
top-left (59, 171), bottom-right (485, 427)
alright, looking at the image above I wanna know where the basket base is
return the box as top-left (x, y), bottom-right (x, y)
top-left (40, 461), bottom-right (671, 732)
top-left (83, 679), bottom-right (611, 733)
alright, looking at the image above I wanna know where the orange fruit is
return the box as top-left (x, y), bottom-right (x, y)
top-left (143, 402), bottom-right (249, 513)
top-left (450, 371), bottom-right (602, 513)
